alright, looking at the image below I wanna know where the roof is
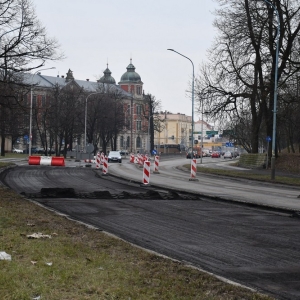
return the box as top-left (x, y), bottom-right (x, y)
top-left (22, 72), bottom-right (133, 98)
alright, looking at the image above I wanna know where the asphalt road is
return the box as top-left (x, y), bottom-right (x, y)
top-left (1, 162), bottom-right (300, 299)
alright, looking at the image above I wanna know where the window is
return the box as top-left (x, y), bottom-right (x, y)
top-left (136, 105), bottom-right (142, 115)
top-left (136, 136), bottom-right (141, 148)
top-left (136, 120), bottom-right (141, 131)
top-left (126, 136), bottom-right (130, 148)
top-left (42, 95), bottom-right (46, 107)
top-left (120, 136), bottom-right (124, 147)
top-left (137, 86), bottom-right (141, 95)
top-left (32, 95), bottom-right (37, 107)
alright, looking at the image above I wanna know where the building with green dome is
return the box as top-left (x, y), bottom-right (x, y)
top-left (18, 60), bottom-right (151, 154)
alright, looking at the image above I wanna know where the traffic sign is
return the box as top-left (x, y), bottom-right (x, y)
top-left (225, 142), bottom-right (234, 147)
top-left (266, 136), bottom-right (271, 142)
top-left (206, 131), bottom-right (218, 135)
top-left (152, 149), bottom-right (157, 155)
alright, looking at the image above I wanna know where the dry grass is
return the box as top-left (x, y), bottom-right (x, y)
top-left (0, 187), bottom-right (274, 300)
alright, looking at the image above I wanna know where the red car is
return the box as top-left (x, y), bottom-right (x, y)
top-left (211, 151), bottom-right (220, 158)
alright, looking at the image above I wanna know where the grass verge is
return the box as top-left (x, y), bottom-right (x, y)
top-left (0, 187), bottom-right (274, 299)
top-left (193, 166), bottom-right (300, 186)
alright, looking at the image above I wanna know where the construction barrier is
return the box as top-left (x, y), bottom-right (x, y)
top-left (102, 156), bottom-right (108, 174)
top-left (190, 159), bottom-right (197, 179)
top-left (142, 161), bottom-right (151, 185)
top-left (96, 152), bottom-right (101, 169)
top-left (51, 157), bottom-right (65, 166)
top-left (130, 153), bottom-right (135, 163)
top-left (28, 156), bottom-right (65, 166)
top-left (100, 152), bottom-right (105, 165)
top-left (28, 156), bottom-right (41, 165)
top-left (154, 155), bottom-right (159, 173)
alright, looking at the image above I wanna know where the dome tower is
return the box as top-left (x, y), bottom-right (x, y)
top-left (98, 64), bottom-right (116, 84)
top-left (119, 59), bottom-right (143, 99)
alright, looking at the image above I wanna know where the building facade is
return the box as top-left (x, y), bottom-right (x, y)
top-left (154, 111), bottom-right (192, 153)
top-left (23, 60), bottom-right (150, 154)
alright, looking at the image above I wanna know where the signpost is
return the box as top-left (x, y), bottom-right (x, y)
top-left (225, 142), bottom-right (234, 147)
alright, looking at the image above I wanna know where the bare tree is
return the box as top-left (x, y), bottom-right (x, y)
top-left (46, 83), bottom-right (84, 156)
top-left (196, 0), bottom-right (300, 155)
top-left (0, 0), bottom-right (63, 155)
top-left (85, 85), bottom-right (126, 154)
top-left (143, 93), bottom-right (163, 152)
top-left (0, 0), bottom-right (63, 76)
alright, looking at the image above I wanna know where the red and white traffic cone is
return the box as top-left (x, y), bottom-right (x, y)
top-left (102, 156), bottom-right (108, 175)
top-left (138, 154), bottom-right (143, 168)
top-left (189, 159), bottom-right (199, 181)
top-left (130, 153), bottom-right (135, 163)
top-left (142, 161), bottom-right (151, 185)
top-left (153, 155), bottom-right (160, 173)
top-left (96, 152), bottom-right (101, 169)
top-left (100, 152), bottom-right (105, 165)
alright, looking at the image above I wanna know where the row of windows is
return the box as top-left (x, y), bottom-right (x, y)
top-left (120, 136), bottom-right (142, 148)
top-left (26, 95), bottom-right (46, 107)
top-left (124, 104), bottom-right (142, 115)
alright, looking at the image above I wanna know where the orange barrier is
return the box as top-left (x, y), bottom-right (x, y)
top-left (28, 156), bottom-right (41, 165)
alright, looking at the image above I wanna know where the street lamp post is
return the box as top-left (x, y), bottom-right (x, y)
top-left (200, 100), bottom-right (204, 164)
top-left (167, 49), bottom-right (194, 160)
top-left (29, 67), bottom-right (55, 156)
top-left (124, 106), bottom-right (132, 156)
top-left (261, 0), bottom-right (280, 180)
top-left (147, 114), bottom-right (153, 154)
top-left (84, 92), bottom-right (103, 151)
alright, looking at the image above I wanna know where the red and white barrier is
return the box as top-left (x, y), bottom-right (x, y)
top-left (130, 153), bottom-right (135, 163)
top-left (28, 156), bottom-right (65, 166)
top-left (142, 161), bottom-right (151, 185)
top-left (100, 152), bottom-right (105, 165)
top-left (134, 155), bottom-right (138, 164)
top-left (96, 152), bottom-right (101, 169)
top-left (190, 159), bottom-right (197, 179)
top-left (154, 155), bottom-right (159, 173)
top-left (102, 156), bottom-right (108, 175)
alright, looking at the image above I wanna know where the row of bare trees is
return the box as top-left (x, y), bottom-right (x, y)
top-left (196, 0), bottom-right (300, 155)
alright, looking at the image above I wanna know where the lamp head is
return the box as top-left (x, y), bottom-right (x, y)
top-left (167, 49), bottom-right (174, 51)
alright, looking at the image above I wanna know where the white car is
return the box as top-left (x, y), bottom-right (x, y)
top-left (13, 148), bottom-right (23, 154)
top-left (108, 151), bottom-right (122, 163)
top-left (223, 151), bottom-right (233, 159)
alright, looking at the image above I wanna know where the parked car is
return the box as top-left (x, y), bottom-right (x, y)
top-left (108, 151), bottom-right (122, 163)
top-left (232, 151), bottom-right (240, 158)
top-left (223, 151), bottom-right (233, 159)
top-left (12, 147), bottom-right (23, 154)
top-left (211, 151), bottom-right (220, 158)
top-left (119, 150), bottom-right (129, 156)
top-left (23, 147), bottom-right (38, 154)
top-left (186, 151), bottom-right (199, 159)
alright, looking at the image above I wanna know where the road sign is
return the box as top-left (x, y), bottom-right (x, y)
top-left (225, 142), bottom-right (234, 147)
top-left (206, 131), bottom-right (218, 135)
top-left (266, 136), bottom-right (271, 142)
top-left (152, 149), bottom-right (157, 155)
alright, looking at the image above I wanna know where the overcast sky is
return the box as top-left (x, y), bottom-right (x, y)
top-left (33, 0), bottom-right (218, 119)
